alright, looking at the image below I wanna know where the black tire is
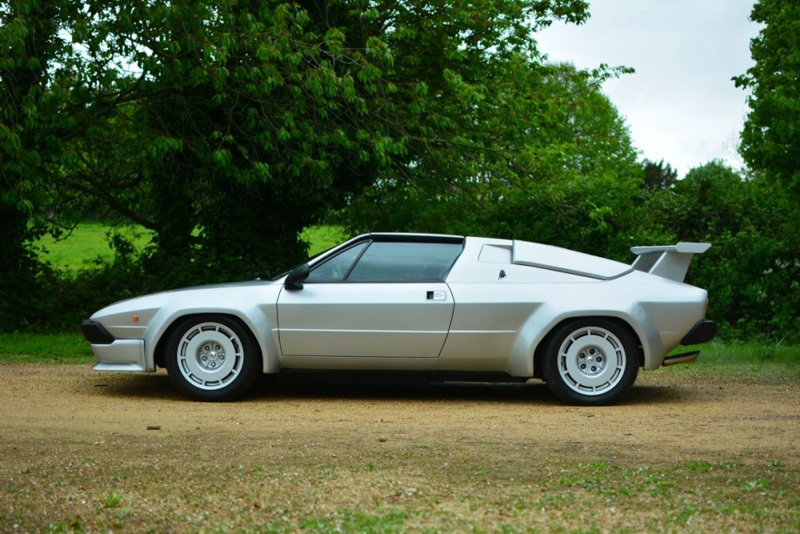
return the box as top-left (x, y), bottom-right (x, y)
top-left (542, 318), bottom-right (639, 406)
top-left (165, 315), bottom-right (262, 401)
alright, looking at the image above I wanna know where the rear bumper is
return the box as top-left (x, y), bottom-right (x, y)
top-left (681, 320), bottom-right (717, 346)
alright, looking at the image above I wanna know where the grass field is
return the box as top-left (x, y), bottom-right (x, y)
top-left (36, 222), bottom-right (346, 271)
top-left (301, 225), bottom-right (348, 256)
top-left (36, 222), bottom-right (154, 271)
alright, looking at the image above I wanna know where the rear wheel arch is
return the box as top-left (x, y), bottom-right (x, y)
top-left (536, 316), bottom-right (643, 405)
top-left (533, 316), bottom-right (644, 379)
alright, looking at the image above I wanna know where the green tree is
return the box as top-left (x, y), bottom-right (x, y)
top-left (642, 159), bottom-right (678, 190)
top-left (0, 0), bottom-right (599, 329)
top-left (734, 0), bottom-right (800, 192)
top-left (341, 61), bottom-right (645, 260)
top-left (46, 0), bottom-right (596, 286)
top-left (651, 161), bottom-right (800, 339)
top-left (0, 2), bottom-right (86, 328)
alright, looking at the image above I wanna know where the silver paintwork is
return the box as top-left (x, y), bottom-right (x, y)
top-left (87, 233), bottom-right (711, 383)
top-left (631, 242), bottom-right (712, 282)
top-left (278, 283), bottom-right (454, 357)
top-left (512, 240), bottom-right (632, 280)
top-left (91, 339), bottom-right (146, 372)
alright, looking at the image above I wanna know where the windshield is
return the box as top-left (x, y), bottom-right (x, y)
top-left (266, 242), bottom-right (345, 281)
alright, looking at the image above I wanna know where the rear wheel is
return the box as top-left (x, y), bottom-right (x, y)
top-left (542, 318), bottom-right (639, 405)
top-left (165, 315), bottom-right (261, 401)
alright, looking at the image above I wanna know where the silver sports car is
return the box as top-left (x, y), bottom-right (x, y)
top-left (81, 233), bottom-right (716, 405)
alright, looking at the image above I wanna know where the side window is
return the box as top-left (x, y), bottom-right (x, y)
top-left (347, 242), bottom-right (463, 282)
top-left (306, 242), bottom-right (368, 283)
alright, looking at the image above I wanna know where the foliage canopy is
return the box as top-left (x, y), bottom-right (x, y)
top-left (734, 0), bottom-right (800, 193)
top-left (1, 1), bottom-right (799, 342)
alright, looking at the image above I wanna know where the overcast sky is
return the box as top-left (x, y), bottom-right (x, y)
top-left (534, 0), bottom-right (761, 177)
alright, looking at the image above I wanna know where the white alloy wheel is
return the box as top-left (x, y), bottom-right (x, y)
top-left (542, 318), bottom-right (639, 405)
top-left (556, 326), bottom-right (625, 395)
top-left (165, 315), bottom-right (261, 401)
top-left (176, 322), bottom-right (243, 390)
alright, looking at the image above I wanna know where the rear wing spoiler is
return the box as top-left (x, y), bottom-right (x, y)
top-left (630, 243), bottom-right (711, 283)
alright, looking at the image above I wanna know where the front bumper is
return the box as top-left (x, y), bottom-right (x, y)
top-left (81, 320), bottom-right (114, 344)
top-left (82, 320), bottom-right (148, 372)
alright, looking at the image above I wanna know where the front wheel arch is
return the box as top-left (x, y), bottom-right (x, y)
top-left (158, 314), bottom-right (263, 401)
top-left (154, 313), bottom-right (260, 370)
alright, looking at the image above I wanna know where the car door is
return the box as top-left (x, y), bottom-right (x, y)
top-left (277, 238), bottom-right (463, 358)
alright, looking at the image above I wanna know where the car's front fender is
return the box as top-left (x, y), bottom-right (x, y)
top-left (145, 304), bottom-right (281, 374)
top-left (91, 282), bottom-right (283, 374)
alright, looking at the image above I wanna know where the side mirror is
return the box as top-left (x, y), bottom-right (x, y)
top-left (284, 263), bottom-right (310, 290)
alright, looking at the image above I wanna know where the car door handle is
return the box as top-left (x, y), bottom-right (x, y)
top-left (426, 291), bottom-right (447, 301)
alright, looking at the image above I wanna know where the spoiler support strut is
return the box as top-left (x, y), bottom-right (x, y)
top-left (630, 242), bottom-right (711, 282)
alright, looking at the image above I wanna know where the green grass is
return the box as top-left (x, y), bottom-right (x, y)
top-left (685, 339), bottom-right (800, 364)
top-left (0, 332), bottom-right (92, 363)
top-left (662, 340), bottom-right (800, 382)
top-left (301, 225), bottom-right (348, 256)
top-left (0, 333), bottom-right (93, 363)
top-left (15, 439), bottom-right (800, 532)
top-left (36, 222), bottom-right (345, 271)
top-left (36, 222), bottom-right (154, 271)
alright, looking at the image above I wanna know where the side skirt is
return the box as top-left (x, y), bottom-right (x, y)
top-left (270, 369), bottom-right (529, 385)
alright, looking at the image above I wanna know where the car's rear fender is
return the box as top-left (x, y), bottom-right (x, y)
top-left (530, 315), bottom-right (649, 379)
top-left (510, 306), bottom-right (662, 377)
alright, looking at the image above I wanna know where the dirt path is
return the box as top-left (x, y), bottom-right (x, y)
top-left (2, 364), bottom-right (799, 532)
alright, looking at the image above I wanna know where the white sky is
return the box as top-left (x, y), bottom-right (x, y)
top-left (534, 0), bottom-right (761, 177)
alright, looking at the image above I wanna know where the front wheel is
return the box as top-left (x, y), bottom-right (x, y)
top-left (165, 315), bottom-right (262, 401)
top-left (542, 319), bottom-right (639, 405)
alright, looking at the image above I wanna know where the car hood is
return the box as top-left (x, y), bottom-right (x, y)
top-left (91, 279), bottom-right (281, 320)
top-left (512, 241), bottom-right (632, 280)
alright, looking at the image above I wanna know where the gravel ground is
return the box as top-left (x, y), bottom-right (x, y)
top-left (2, 364), bottom-right (799, 532)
